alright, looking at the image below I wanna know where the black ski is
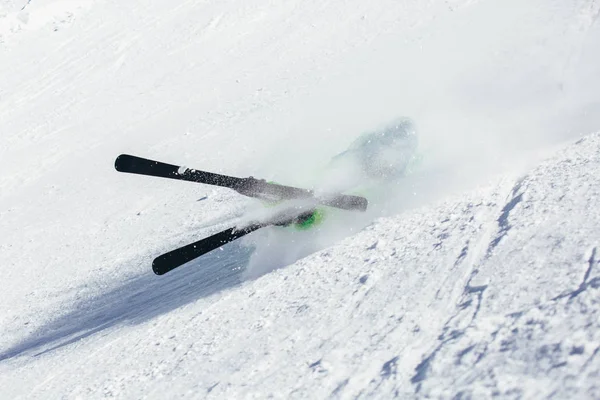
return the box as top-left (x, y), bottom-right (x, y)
top-left (152, 208), bottom-right (316, 275)
top-left (153, 224), bottom-right (262, 275)
top-left (115, 154), bottom-right (367, 212)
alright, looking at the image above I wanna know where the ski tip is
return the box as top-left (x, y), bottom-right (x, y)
top-left (114, 154), bottom-right (133, 172)
top-left (359, 197), bottom-right (368, 212)
top-left (337, 194), bottom-right (368, 212)
top-left (153, 251), bottom-right (190, 276)
top-left (361, 197), bottom-right (369, 211)
top-left (152, 257), bottom-right (171, 276)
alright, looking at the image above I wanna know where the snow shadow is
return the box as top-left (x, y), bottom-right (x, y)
top-left (0, 242), bottom-right (252, 362)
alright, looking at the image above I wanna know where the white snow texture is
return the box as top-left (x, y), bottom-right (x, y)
top-left (1, 0), bottom-right (599, 398)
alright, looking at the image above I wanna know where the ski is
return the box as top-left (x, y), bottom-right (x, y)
top-left (152, 208), bottom-right (316, 275)
top-left (153, 224), bottom-right (262, 275)
top-left (115, 154), bottom-right (368, 212)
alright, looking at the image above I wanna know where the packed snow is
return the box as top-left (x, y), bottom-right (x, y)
top-left (1, 0), bottom-right (599, 398)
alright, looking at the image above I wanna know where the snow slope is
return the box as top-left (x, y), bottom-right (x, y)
top-left (1, 0), bottom-right (599, 398)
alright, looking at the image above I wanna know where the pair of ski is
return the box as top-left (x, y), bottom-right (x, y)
top-left (115, 154), bottom-right (368, 275)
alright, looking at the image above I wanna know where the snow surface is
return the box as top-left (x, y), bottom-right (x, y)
top-left (1, 0), bottom-right (600, 398)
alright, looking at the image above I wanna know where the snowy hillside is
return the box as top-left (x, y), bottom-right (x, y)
top-left (1, 0), bottom-right (600, 398)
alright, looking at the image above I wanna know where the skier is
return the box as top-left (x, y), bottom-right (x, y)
top-left (115, 117), bottom-right (420, 274)
top-left (330, 117), bottom-right (418, 183)
top-left (291, 117), bottom-right (419, 230)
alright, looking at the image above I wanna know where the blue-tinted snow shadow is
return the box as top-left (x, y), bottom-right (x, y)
top-left (0, 241), bottom-right (252, 362)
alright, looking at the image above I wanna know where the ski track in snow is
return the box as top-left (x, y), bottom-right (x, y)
top-left (1, 0), bottom-right (600, 398)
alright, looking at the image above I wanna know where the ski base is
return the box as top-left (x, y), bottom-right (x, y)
top-left (152, 208), bottom-right (317, 275)
top-left (115, 154), bottom-right (367, 212)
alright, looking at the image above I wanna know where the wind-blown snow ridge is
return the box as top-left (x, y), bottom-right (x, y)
top-left (400, 133), bottom-right (600, 398)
